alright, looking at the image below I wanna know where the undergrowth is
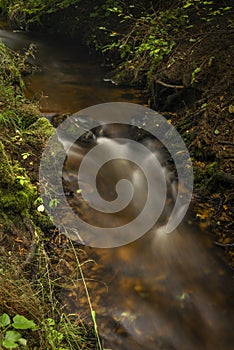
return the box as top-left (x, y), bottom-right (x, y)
top-left (0, 38), bottom-right (102, 349)
top-left (1, 0), bottom-right (232, 87)
top-left (0, 239), bottom-right (99, 349)
top-left (0, 39), bottom-right (39, 129)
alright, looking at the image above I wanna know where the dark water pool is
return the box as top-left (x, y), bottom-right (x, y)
top-left (0, 23), bottom-right (143, 113)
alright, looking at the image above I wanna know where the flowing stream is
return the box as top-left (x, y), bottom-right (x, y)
top-left (1, 23), bottom-right (233, 350)
top-left (0, 22), bottom-right (143, 113)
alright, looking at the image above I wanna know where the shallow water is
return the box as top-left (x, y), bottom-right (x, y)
top-left (0, 24), bottom-right (143, 113)
top-left (1, 23), bottom-right (233, 350)
top-left (57, 123), bottom-right (234, 350)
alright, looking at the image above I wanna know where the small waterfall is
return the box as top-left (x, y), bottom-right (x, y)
top-left (53, 119), bottom-right (234, 350)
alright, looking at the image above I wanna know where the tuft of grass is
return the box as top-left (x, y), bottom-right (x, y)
top-left (69, 238), bottom-right (104, 350)
top-left (0, 236), bottom-right (99, 349)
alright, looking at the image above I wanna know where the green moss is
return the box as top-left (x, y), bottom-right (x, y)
top-left (1, 191), bottom-right (30, 212)
top-left (206, 161), bottom-right (218, 176)
top-left (0, 142), bottom-right (36, 213)
top-left (193, 161), bottom-right (218, 193)
top-left (0, 142), bottom-right (15, 186)
top-left (32, 210), bottom-right (54, 232)
top-left (0, 39), bottom-right (54, 236)
top-left (27, 117), bottom-right (54, 138)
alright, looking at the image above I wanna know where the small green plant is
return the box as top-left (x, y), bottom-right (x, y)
top-left (49, 198), bottom-right (60, 208)
top-left (16, 175), bottom-right (31, 187)
top-left (21, 152), bottom-right (31, 160)
top-left (0, 313), bottom-right (37, 349)
top-left (41, 318), bottom-right (64, 350)
top-left (2, 0), bottom-right (81, 29)
top-left (191, 67), bottom-right (201, 85)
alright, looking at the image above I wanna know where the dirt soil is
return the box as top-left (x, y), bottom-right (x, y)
top-left (148, 24), bottom-right (234, 267)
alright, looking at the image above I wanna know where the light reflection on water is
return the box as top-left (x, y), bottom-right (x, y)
top-left (0, 25), bottom-right (143, 112)
top-left (58, 124), bottom-right (234, 350)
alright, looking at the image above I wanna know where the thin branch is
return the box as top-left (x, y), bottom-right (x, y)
top-left (155, 79), bottom-right (184, 89)
top-left (214, 242), bottom-right (234, 247)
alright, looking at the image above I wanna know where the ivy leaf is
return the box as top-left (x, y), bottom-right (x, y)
top-left (12, 315), bottom-right (36, 330)
top-left (0, 313), bottom-right (11, 327)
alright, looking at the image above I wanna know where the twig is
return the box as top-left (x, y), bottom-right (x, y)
top-left (155, 79), bottom-right (184, 89)
top-left (214, 242), bottom-right (234, 247)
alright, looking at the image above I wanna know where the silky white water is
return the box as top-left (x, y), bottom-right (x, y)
top-left (57, 122), bottom-right (234, 350)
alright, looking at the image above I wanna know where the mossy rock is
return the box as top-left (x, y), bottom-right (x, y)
top-left (27, 117), bottom-right (54, 138)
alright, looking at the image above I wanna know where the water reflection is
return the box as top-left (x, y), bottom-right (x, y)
top-left (0, 24), bottom-right (143, 112)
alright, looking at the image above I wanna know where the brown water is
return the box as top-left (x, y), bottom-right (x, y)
top-left (1, 25), bottom-right (233, 350)
top-left (0, 24), bottom-right (143, 112)
top-left (57, 123), bottom-right (234, 350)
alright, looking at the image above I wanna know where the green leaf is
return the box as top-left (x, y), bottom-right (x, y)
top-left (18, 338), bottom-right (27, 346)
top-left (183, 3), bottom-right (192, 8)
top-left (3, 330), bottom-right (21, 348)
top-left (2, 340), bottom-right (19, 349)
top-left (0, 313), bottom-right (11, 327)
top-left (214, 129), bottom-right (220, 135)
top-left (90, 12), bottom-right (98, 18)
top-left (46, 318), bottom-right (55, 327)
top-left (12, 315), bottom-right (36, 330)
top-left (49, 198), bottom-right (59, 208)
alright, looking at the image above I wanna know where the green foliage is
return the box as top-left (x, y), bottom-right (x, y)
top-left (41, 318), bottom-right (64, 349)
top-left (0, 40), bottom-right (38, 129)
top-left (0, 1), bottom-right (232, 87)
top-left (182, 0), bottom-right (232, 22)
top-left (0, 255), bottom-right (98, 349)
top-left (94, 0), bottom-right (232, 84)
top-left (95, 4), bottom-right (188, 83)
top-left (0, 311), bottom-right (94, 349)
top-left (0, 141), bottom-right (37, 214)
top-left (49, 198), bottom-right (60, 208)
top-left (0, 0), bottom-right (81, 28)
top-left (0, 39), bottom-right (35, 88)
top-left (0, 313), bottom-right (37, 349)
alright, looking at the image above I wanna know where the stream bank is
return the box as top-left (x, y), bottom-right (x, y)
top-left (1, 0), bottom-right (232, 264)
top-left (0, 1), bottom-right (233, 349)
